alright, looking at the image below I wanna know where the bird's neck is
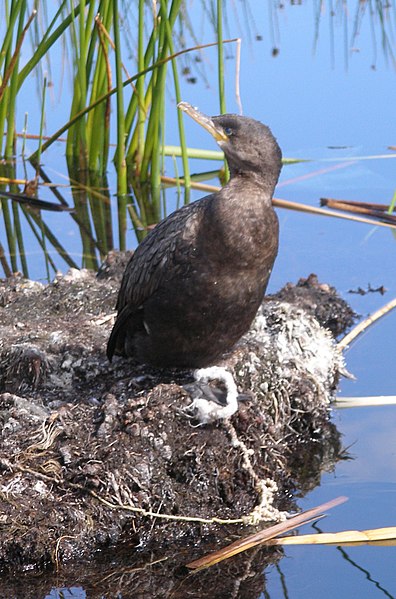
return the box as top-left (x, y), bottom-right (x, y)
top-left (222, 172), bottom-right (275, 206)
top-left (202, 174), bottom-right (278, 269)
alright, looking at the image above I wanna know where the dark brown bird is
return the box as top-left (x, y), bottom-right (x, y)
top-left (107, 102), bottom-right (282, 368)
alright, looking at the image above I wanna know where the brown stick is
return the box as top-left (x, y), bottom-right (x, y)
top-left (186, 496), bottom-right (348, 570)
top-left (321, 197), bottom-right (392, 212)
top-left (338, 298), bottom-right (396, 351)
top-left (161, 176), bottom-right (396, 230)
top-left (321, 198), bottom-right (396, 224)
top-left (0, 242), bottom-right (12, 277)
top-left (0, 10), bottom-right (37, 102)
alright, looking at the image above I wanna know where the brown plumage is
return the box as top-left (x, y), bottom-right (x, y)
top-left (107, 103), bottom-right (282, 368)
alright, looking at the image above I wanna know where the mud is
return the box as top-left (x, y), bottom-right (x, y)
top-left (0, 253), bottom-right (354, 592)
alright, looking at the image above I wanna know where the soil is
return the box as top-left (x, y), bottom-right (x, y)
top-left (0, 254), bottom-right (355, 596)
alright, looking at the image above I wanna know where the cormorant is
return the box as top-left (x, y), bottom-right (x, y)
top-left (107, 102), bottom-right (282, 372)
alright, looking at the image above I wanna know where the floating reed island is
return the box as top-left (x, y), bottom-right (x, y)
top-left (0, 255), bottom-right (356, 577)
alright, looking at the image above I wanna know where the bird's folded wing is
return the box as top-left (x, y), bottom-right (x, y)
top-left (116, 196), bottom-right (211, 312)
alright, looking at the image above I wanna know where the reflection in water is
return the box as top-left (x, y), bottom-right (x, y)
top-left (337, 546), bottom-right (395, 599)
top-left (0, 4), bottom-right (395, 599)
top-left (46, 588), bottom-right (86, 599)
top-left (311, 522), bottom-right (395, 599)
top-left (0, 410), bottom-right (343, 597)
top-left (275, 563), bottom-right (289, 599)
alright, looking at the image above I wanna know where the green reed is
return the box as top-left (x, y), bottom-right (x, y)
top-left (0, 0), bottom-right (289, 278)
top-left (27, 0), bottom-right (208, 251)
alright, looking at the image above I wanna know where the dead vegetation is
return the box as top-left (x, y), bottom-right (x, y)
top-left (0, 254), bottom-right (354, 585)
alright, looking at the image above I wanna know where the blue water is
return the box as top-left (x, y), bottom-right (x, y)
top-left (265, 405), bottom-right (396, 598)
top-left (2, 2), bottom-right (396, 597)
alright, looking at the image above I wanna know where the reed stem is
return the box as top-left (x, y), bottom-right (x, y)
top-left (113, 0), bottom-right (127, 249)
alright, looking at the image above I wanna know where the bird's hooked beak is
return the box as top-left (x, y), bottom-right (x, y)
top-left (178, 101), bottom-right (229, 143)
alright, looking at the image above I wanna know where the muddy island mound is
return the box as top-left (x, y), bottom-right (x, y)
top-left (0, 256), bottom-right (354, 577)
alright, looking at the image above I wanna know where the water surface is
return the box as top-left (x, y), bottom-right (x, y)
top-left (3, 2), bottom-right (396, 597)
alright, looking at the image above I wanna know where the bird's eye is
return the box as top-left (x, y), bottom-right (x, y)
top-left (224, 126), bottom-right (233, 136)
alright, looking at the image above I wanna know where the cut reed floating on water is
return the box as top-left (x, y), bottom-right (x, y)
top-left (267, 526), bottom-right (396, 546)
top-left (186, 496), bottom-right (347, 570)
top-left (321, 197), bottom-right (396, 225)
top-left (161, 176), bottom-right (396, 229)
top-left (336, 396), bottom-right (396, 408)
top-left (338, 297), bottom-right (396, 351)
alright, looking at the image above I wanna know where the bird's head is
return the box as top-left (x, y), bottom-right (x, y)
top-left (178, 102), bottom-right (282, 193)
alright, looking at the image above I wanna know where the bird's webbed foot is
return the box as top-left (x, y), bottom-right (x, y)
top-left (183, 366), bottom-right (241, 424)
